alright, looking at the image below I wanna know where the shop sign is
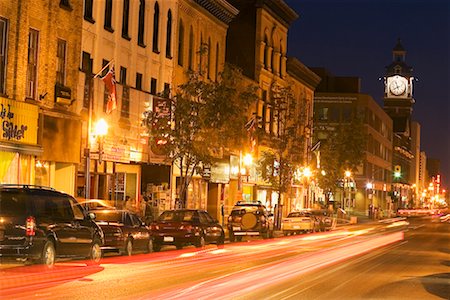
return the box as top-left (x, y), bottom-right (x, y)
top-left (0, 97), bottom-right (38, 144)
top-left (91, 143), bottom-right (130, 163)
top-left (55, 83), bottom-right (72, 105)
top-left (210, 161), bottom-right (230, 184)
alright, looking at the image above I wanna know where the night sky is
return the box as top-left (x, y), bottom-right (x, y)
top-left (284, 0), bottom-right (450, 187)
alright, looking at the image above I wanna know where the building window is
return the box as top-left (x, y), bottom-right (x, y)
top-left (264, 35), bottom-right (269, 69)
top-left (84, 0), bottom-right (94, 23)
top-left (82, 52), bottom-right (93, 109)
top-left (102, 60), bottom-right (110, 112)
top-left (152, 2), bottom-right (160, 53)
top-left (188, 26), bottom-right (194, 70)
top-left (163, 83), bottom-right (170, 98)
top-left (0, 18), bottom-right (8, 95)
top-left (122, 0), bottom-right (130, 40)
top-left (56, 39), bottom-right (67, 85)
top-left (136, 73), bottom-right (142, 90)
top-left (26, 28), bottom-right (39, 100)
top-left (261, 90), bottom-right (267, 130)
top-left (150, 78), bottom-right (157, 95)
top-left (120, 66), bottom-right (127, 85)
top-left (104, 0), bottom-right (113, 32)
top-left (199, 33), bottom-right (203, 74)
top-left (177, 20), bottom-right (184, 66)
top-left (215, 43), bottom-right (219, 81)
top-left (318, 107), bottom-right (328, 120)
top-left (137, 0), bottom-right (145, 46)
top-left (59, 0), bottom-right (72, 11)
top-left (166, 10), bottom-right (172, 58)
top-left (279, 46), bottom-right (283, 76)
top-left (207, 37), bottom-right (211, 79)
top-left (121, 86), bottom-right (130, 118)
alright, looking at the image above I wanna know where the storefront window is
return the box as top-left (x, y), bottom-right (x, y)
top-left (35, 160), bottom-right (50, 186)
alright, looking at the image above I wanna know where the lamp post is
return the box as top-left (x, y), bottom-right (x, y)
top-left (344, 170), bottom-right (352, 212)
top-left (85, 118), bottom-right (108, 203)
top-left (303, 167), bottom-right (312, 208)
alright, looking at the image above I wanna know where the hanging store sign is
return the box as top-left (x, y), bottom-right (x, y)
top-left (0, 97), bottom-right (38, 144)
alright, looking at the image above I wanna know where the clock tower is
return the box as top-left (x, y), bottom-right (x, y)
top-left (383, 39), bottom-right (415, 136)
top-left (383, 39), bottom-right (416, 206)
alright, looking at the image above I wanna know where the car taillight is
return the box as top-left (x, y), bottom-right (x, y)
top-left (282, 219), bottom-right (290, 223)
top-left (151, 224), bottom-right (160, 230)
top-left (26, 216), bottom-right (36, 236)
top-left (180, 224), bottom-right (193, 232)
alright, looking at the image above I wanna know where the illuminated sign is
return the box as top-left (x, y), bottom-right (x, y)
top-left (0, 97), bottom-right (38, 144)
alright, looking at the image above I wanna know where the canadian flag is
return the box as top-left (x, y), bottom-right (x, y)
top-left (102, 66), bottom-right (117, 114)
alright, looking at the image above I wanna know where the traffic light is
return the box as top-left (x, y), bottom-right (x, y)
top-left (394, 165), bottom-right (401, 178)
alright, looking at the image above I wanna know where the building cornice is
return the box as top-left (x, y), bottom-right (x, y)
top-left (256, 0), bottom-right (299, 27)
top-left (194, 0), bottom-right (239, 24)
top-left (287, 57), bottom-right (321, 90)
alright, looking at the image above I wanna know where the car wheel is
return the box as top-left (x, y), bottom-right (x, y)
top-left (195, 235), bottom-right (205, 248)
top-left (261, 231), bottom-right (268, 239)
top-left (87, 240), bottom-right (102, 265)
top-left (229, 232), bottom-right (235, 242)
top-left (41, 240), bottom-right (56, 268)
top-left (124, 239), bottom-right (133, 256)
top-left (153, 243), bottom-right (161, 252)
top-left (283, 231), bottom-right (288, 236)
top-left (217, 234), bottom-right (225, 249)
top-left (175, 243), bottom-right (183, 250)
top-left (146, 239), bottom-right (154, 253)
top-left (236, 236), bottom-right (243, 242)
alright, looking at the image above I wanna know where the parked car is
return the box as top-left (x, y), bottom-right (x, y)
top-left (227, 201), bottom-right (274, 242)
top-left (281, 211), bottom-right (316, 235)
top-left (0, 184), bottom-right (104, 267)
top-left (282, 209), bottom-right (334, 235)
top-left (151, 209), bottom-right (225, 251)
top-left (92, 209), bottom-right (153, 256)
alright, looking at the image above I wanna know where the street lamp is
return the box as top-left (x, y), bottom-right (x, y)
top-left (344, 170), bottom-right (352, 211)
top-left (85, 118), bottom-right (108, 202)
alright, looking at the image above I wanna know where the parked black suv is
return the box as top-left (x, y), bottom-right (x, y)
top-left (0, 185), bottom-right (104, 267)
top-left (227, 201), bottom-right (274, 242)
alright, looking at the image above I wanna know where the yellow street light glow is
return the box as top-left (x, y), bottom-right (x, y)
top-left (345, 170), bottom-right (352, 178)
top-left (366, 182), bottom-right (373, 189)
top-left (321, 170), bottom-right (326, 176)
top-left (303, 167), bottom-right (312, 178)
top-left (94, 118), bottom-right (108, 136)
top-left (243, 153), bottom-right (253, 167)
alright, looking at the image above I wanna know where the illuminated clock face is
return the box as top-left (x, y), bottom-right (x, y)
top-left (389, 76), bottom-right (407, 96)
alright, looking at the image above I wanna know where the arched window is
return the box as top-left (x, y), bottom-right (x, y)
top-left (264, 34), bottom-right (269, 69)
top-left (166, 10), bottom-right (172, 58)
top-left (188, 26), bottom-right (194, 70)
top-left (177, 20), bottom-right (184, 66)
top-left (215, 43), bottom-right (219, 81)
top-left (199, 33), bottom-right (203, 74)
top-left (138, 0), bottom-right (145, 46)
top-left (207, 37), bottom-right (211, 79)
top-left (152, 2), bottom-right (160, 52)
top-left (279, 45), bottom-right (283, 76)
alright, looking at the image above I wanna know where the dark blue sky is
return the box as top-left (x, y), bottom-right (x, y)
top-left (284, 0), bottom-right (450, 187)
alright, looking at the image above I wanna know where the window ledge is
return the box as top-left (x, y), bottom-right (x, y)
top-left (104, 26), bottom-right (114, 33)
top-left (138, 42), bottom-right (146, 48)
top-left (122, 34), bottom-right (131, 41)
top-left (84, 16), bottom-right (95, 24)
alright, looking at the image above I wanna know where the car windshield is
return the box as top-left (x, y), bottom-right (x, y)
top-left (287, 211), bottom-right (311, 218)
top-left (94, 211), bottom-right (122, 223)
top-left (230, 206), bottom-right (261, 216)
top-left (158, 210), bottom-right (195, 222)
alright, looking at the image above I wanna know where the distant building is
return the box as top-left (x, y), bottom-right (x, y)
top-left (312, 68), bottom-right (393, 214)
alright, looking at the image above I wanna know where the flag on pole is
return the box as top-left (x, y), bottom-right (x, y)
top-left (102, 65), bottom-right (117, 114)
